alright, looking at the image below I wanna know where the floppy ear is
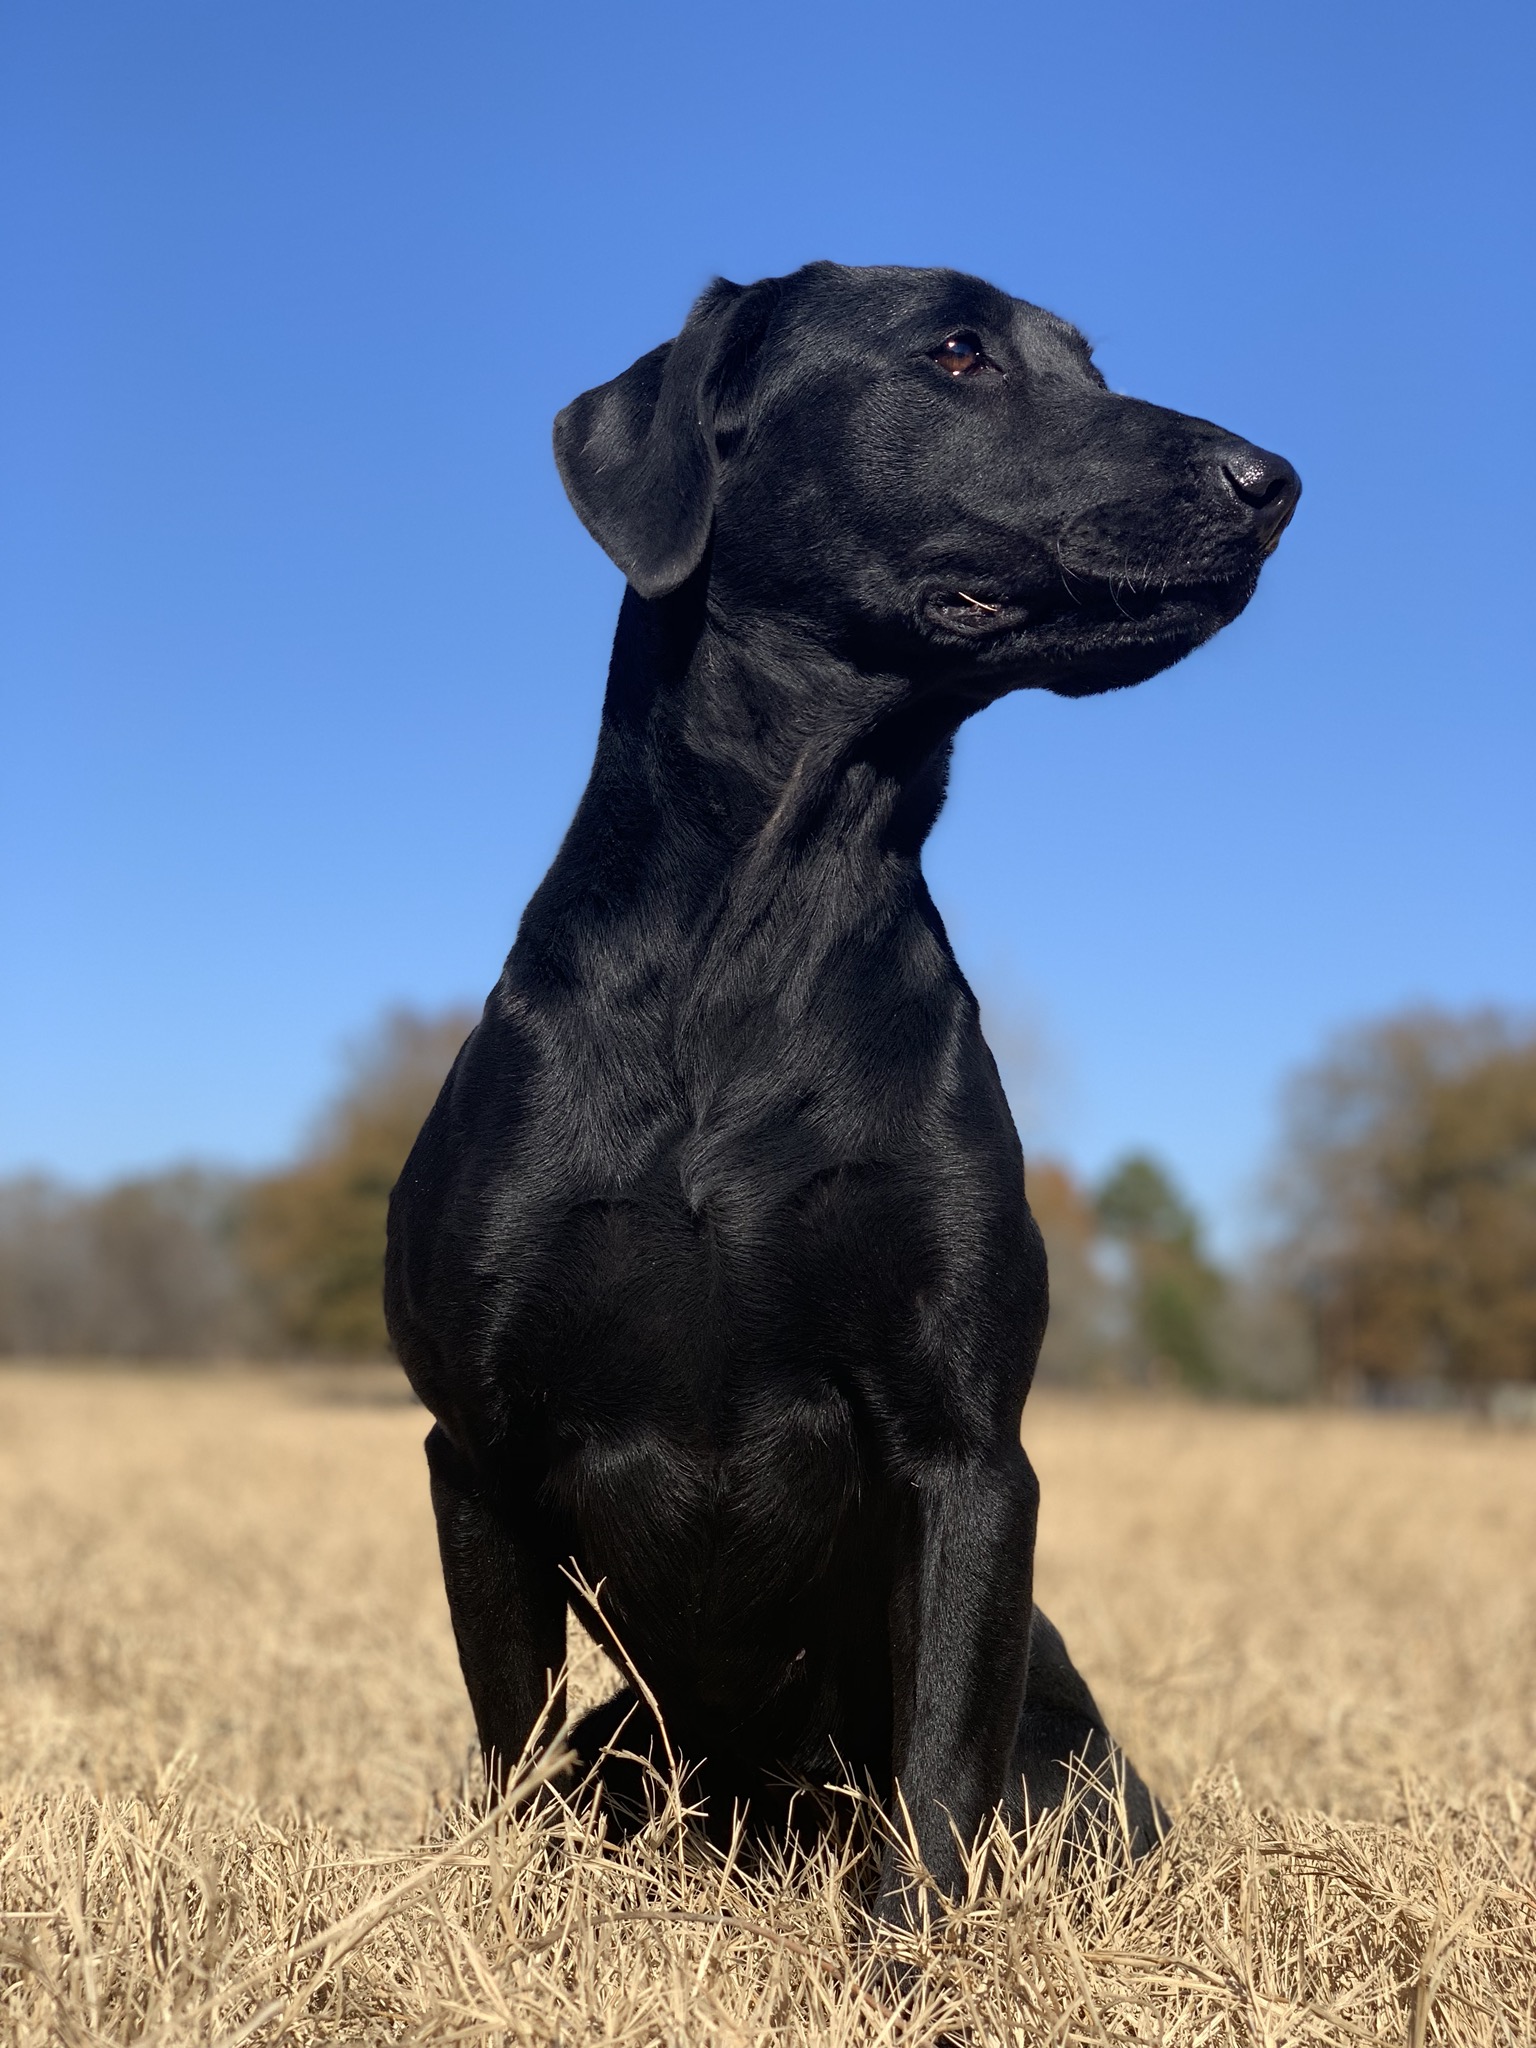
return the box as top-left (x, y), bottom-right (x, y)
top-left (553, 277), bottom-right (777, 599)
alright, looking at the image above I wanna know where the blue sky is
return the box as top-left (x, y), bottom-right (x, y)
top-left (3, 0), bottom-right (1532, 1249)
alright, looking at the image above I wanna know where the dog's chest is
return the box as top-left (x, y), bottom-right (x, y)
top-left (503, 1144), bottom-right (961, 1419)
top-left (541, 1382), bottom-right (889, 1726)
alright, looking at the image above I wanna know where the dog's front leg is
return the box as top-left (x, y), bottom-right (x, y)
top-left (880, 1445), bottom-right (1039, 1915)
top-left (425, 1422), bottom-right (567, 1794)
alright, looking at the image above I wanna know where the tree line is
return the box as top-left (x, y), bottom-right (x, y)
top-left (0, 1009), bottom-right (474, 1363)
top-left (2, 1004), bottom-right (1532, 1399)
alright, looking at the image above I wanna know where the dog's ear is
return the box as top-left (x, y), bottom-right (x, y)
top-left (553, 277), bottom-right (778, 599)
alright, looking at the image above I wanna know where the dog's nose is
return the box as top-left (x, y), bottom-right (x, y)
top-left (1220, 444), bottom-right (1301, 547)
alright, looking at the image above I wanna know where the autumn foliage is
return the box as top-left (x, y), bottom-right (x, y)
top-left (238, 1008), bottom-right (477, 1356)
top-left (1270, 1009), bottom-right (1536, 1392)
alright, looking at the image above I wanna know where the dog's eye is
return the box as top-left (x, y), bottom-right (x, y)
top-left (932, 332), bottom-right (989, 376)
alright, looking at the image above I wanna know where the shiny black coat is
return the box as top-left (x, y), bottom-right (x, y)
top-left (385, 262), bottom-right (1298, 1901)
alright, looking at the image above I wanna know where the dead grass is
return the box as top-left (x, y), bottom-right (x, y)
top-left (0, 1366), bottom-right (1531, 2044)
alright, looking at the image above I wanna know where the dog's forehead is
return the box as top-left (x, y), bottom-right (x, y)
top-left (773, 262), bottom-right (1089, 363)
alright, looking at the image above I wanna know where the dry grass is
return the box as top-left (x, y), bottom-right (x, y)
top-left (0, 1367), bottom-right (1532, 2045)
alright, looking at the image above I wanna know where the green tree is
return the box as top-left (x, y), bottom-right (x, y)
top-left (1272, 1009), bottom-right (1536, 1391)
top-left (240, 1007), bottom-right (476, 1356)
top-left (1095, 1153), bottom-right (1226, 1391)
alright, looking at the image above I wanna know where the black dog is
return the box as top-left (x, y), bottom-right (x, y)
top-left (386, 262), bottom-right (1298, 1907)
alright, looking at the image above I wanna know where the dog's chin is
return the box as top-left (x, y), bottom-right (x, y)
top-left (1029, 597), bottom-right (1240, 697)
top-left (920, 571), bottom-right (1259, 699)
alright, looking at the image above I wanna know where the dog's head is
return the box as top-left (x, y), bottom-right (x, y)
top-left (555, 263), bottom-right (1299, 701)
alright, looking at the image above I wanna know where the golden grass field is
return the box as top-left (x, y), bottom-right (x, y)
top-left (0, 1367), bottom-right (1532, 2045)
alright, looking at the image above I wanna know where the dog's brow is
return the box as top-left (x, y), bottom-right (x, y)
top-left (1016, 311), bottom-right (1101, 379)
top-left (1041, 312), bottom-right (1092, 353)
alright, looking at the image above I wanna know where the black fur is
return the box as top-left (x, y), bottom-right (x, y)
top-left (386, 262), bottom-right (1299, 1906)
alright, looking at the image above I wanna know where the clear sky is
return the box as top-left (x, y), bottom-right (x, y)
top-left (3, 0), bottom-right (1532, 1249)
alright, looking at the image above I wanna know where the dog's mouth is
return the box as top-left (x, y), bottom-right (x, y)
top-left (923, 568), bottom-right (1254, 648)
top-left (926, 588), bottom-right (1035, 634)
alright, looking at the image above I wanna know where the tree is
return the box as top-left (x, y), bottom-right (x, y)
top-left (1094, 1153), bottom-right (1226, 1391)
top-left (1027, 1159), bottom-right (1124, 1386)
top-left (1271, 1009), bottom-right (1536, 1392)
top-left (240, 1007), bottom-right (476, 1357)
top-left (0, 1169), bottom-right (258, 1358)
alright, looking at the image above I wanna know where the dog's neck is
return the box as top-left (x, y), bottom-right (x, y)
top-left (511, 585), bottom-right (976, 1051)
top-left (577, 586), bottom-right (965, 881)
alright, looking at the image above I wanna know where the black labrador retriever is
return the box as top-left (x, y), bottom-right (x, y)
top-left (385, 262), bottom-right (1298, 1907)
